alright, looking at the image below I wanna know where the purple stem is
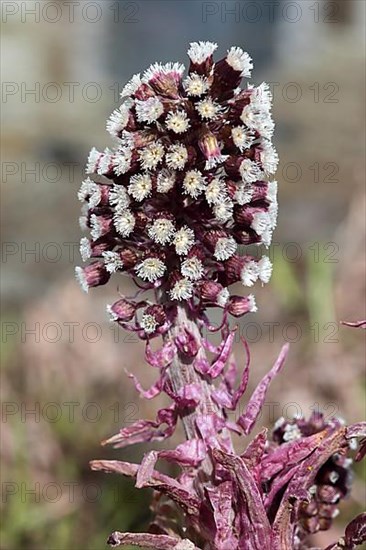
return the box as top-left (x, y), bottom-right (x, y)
top-left (163, 303), bottom-right (232, 478)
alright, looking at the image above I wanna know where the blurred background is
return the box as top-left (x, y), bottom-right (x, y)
top-left (1, 1), bottom-right (365, 548)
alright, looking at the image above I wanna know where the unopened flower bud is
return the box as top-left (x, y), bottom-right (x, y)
top-left (90, 213), bottom-right (113, 240)
top-left (75, 262), bottom-right (110, 293)
top-left (199, 131), bottom-right (227, 170)
top-left (133, 82), bottom-right (156, 101)
top-left (199, 281), bottom-right (229, 308)
top-left (79, 237), bottom-right (112, 262)
top-left (119, 248), bottom-right (138, 270)
top-left (212, 47), bottom-right (253, 100)
top-left (187, 41), bottom-right (217, 76)
top-left (227, 294), bottom-right (257, 317)
top-left (143, 62), bottom-right (185, 99)
top-left (107, 298), bottom-right (136, 322)
top-left (224, 154), bottom-right (246, 179)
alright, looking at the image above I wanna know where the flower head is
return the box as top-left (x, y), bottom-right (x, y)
top-left (183, 73), bottom-right (209, 96)
top-left (139, 141), bottom-right (164, 170)
top-left (78, 42), bottom-right (278, 317)
top-left (135, 257), bottom-right (166, 283)
top-left (181, 257), bottom-right (204, 281)
top-left (170, 277), bottom-right (194, 301)
top-left (173, 226), bottom-right (195, 256)
top-left (196, 98), bottom-right (222, 120)
top-left (135, 97), bottom-right (164, 123)
top-left (166, 143), bottom-right (188, 170)
top-left (165, 110), bottom-right (190, 134)
top-left (182, 170), bottom-right (206, 198)
top-left (148, 218), bottom-right (175, 245)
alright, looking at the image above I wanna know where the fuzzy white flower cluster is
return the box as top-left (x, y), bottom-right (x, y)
top-left (76, 42), bottom-right (278, 318)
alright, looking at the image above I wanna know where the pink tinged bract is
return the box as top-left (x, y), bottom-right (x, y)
top-left (102, 405), bottom-right (177, 448)
top-left (175, 327), bottom-right (200, 357)
top-left (91, 458), bottom-right (201, 517)
top-left (271, 426), bottom-right (349, 549)
top-left (164, 382), bottom-right (203, 409)
top-left (240, 427), bottom-right (267, 470)
top-left (137, 440), bottom-right (206, 487)
top-left (194, 330), bottom-right (236, 377)
top-left (125, 368), bottom-right (166, 399)
top-left (107, 532), bottom-right (199, 549)
top-left (213, 449), bottom-right (272, 549)
top-left (206, 481), bottom-right (239, 550)
top-left (212, 337), bottom-right (250, 410)
top-left (341, 319), bottom-right (366, 328)
top-left (145, 339), bottom-right (177, 368)
top-left (237, 343), bottom-right (289, 434)
top-left (159, 438), bottom-right (206, 467)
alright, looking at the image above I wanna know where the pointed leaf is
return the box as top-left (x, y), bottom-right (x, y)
top-left (107, 532), bottom-right (199, 549)
top-left (206, 481), bottom-right (238, 550)
top-left (145, 340), bottom-right (177, 368)
top-left (238, 344), bottom-right (289, 434)
top-left (213, 449), bottom-right (271, 549)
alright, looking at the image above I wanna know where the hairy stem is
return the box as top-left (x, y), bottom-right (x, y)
top-left (163, 304), bottom-right (233, 479)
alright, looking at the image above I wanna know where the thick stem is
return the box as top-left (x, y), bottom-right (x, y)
top-left (166, 306), bottom-right (217, 438)
top-left (163, 304), bottom-right (233, 479)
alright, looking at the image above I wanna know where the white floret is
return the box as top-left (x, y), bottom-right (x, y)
top-left (173, 226), bottom-right (195, 255)
top-left (135, 97), bottom-right (164, 123)
top-left (148, 218), bottom-right (175, 245)
top-left (170, 278), bottom-right (194, 301)
top-left (240, 260), bottom-right (260, 287)
top-left (214, 237), bottom-right (237, 261)
top-left (226, 47), bottom-right (253, 77)
top-left (114, 210), bottom-right (135, 237)
top-left (128, 173), bottom-right (152, 201)
top-left (183, 170), bottom-right (206, 198)
top-left (166, 144), bottom-right (188, 170)
top-left (135, 258), bottom-right (166, 282)
top-left (187, 41), bottom-right (217, 64)
top-left (102, 251), bottom-right (123, 273)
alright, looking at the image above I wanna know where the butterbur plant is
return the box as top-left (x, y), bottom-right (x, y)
top-left (76, 42), bottom-right (366, 549)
